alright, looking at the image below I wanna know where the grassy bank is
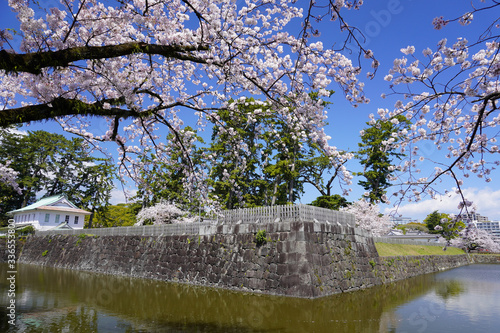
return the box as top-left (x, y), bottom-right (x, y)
top-left (375, 243), bottom-right (466, 256)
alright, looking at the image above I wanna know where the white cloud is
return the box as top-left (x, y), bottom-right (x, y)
top-left (6, 128), bottom-right (28, 136)
top-left (110, 188), bottom-right (137, 205)
top-left (384, 187), bottom-right (500, 222)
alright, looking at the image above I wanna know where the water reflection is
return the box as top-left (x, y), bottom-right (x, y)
top-left (390, 265), bottom-right (500, 333)
top-left (434, 280), bottom-right (464, 300)
top-left (1, 263), bottom-right (499, 332)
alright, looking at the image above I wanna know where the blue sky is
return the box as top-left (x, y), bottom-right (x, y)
top-left (1, 0), bottom-right (500, 221)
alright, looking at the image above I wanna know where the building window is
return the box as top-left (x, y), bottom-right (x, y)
top-left (44, 214), bottom-right (50, 223)
top-left (74, 216), bottom-right (79, 224)
top-left (55, 215), bottom-right (60, 224)
top-left (65, 215), bottom-right (70, 223)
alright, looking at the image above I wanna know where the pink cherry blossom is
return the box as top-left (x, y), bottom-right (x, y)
top-left (340, 199), bottom-right (391, 236)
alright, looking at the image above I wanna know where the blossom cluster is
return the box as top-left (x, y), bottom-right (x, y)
top-left (0, 161), bottom-right (21, 198)
top-left (340, 199), bottom-right (391, 236)
top-left (135, 200), bottom-right (195, 225)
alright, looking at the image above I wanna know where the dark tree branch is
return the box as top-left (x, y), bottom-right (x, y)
top-left (0, 42), bottom-right (210, 75)
top-left (0, 97), bottom-right (147, 127)
top-left (63, 0), bottom-right (87, 44)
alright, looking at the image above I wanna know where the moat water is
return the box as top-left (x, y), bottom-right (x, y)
top-left (1, 263), bottom-right (499, 332)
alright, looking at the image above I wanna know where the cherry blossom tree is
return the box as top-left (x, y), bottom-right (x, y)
top-left (2, 0), bottom-right (499, 220)
top-left (0, 0), bottom-right (369, 202)
top-left (447, 226), bottom-right (500, 253)
top-left (135, 200), bottom-right (195, 225)
top-left (0, 161), bottom-right (20, 194)
top-left (340, 199), bottom-right (391, 236)
top-left (379, 1), bottom-right (500, 212)
top-left (0, 128), bottom-right (21, 194)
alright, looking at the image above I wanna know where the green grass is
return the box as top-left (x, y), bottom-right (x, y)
top-left (375, 243), bottom-right (466, 256)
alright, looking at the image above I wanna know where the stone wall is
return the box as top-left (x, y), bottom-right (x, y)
top-left (469, 254), bottom-right (500, 264)
top-left (9, 221), bottom-right (494, 298)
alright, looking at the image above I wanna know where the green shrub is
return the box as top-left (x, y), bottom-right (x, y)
top-left (76, 233), bottom-right (88, 245)
top-left (16, 225), bottom-right (35, 236)
top-left (255, 229), bottom-right (268, 246)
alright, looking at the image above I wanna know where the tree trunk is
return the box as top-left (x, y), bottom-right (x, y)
top-left (271, 174), bottom-right (281, 206)
top-left (21, 188), bottom-right (31, 208)
top-left (227, 190), bottom-right (234, 210)
top-left (87, 208), bottom-right (95, 229)
top-left (288, 146), bottom-right (298, 203)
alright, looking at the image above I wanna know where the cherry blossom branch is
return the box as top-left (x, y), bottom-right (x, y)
top-left (62, 0), bottom-right (87, 44)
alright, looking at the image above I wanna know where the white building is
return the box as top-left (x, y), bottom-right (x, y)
top-left (8, 194), bottom-right (91, 231)
top-left (458, 212), bottom-right (489, 223)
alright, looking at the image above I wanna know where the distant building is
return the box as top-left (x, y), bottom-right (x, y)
top-left (389, 216), bottom-right (418, 225)
top-left (8, 194), bottom-right (90, 231)
top-left (457, 212), bottom-right (489, 223)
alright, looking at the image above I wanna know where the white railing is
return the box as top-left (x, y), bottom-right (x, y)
top-left (297, 204), bottom-right (355, 226)
top-left (215, 204), bottom-right (355, 226)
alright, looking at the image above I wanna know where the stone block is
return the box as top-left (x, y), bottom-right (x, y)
top-left (258, 247), bottom-right (269, 257)
top-left (287, 263), bottom-right (299, 275)
top-left (285, 252), bottom-right (299, 262)
top-left (276, 264), bottom-right (288, 275)
top-left (276, 241), bottom-right (283, 253)
top-left (293, 241), bottom-right (307, 255)
top-left (303, 222), bottom-right (313, 233)
top-left (243, 249), bottom-right (254, 261)
top-left (298, 263), bottom-right (310, 275)
top-left (291, 222), bottom-right (304, 232)
top-left (278, 222), bottom-right (291, 232)
top-left (247, 224), bottom-right (258, 233)
top-left (280, 274), bottom-right (301, 289)
top-left (266, 278), bottom-right (279, 289)
top-left (277, 253), bottom-right (288, 264)
top-left (295, 231), bottom-right (306, 242)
